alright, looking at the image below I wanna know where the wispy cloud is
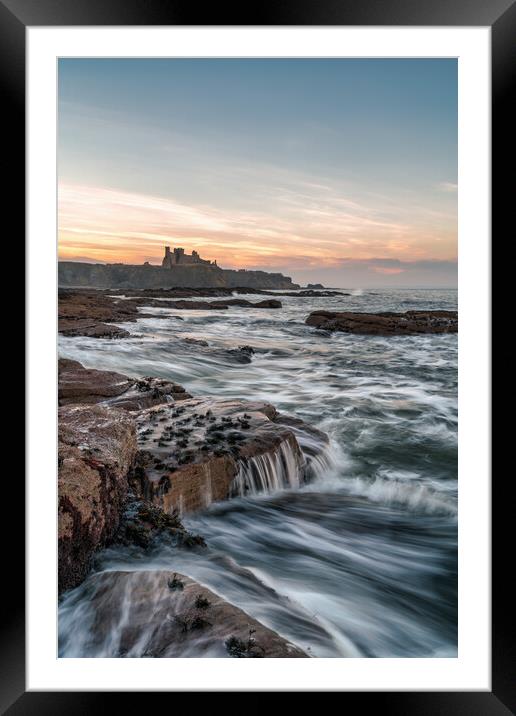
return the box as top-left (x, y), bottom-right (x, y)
top-left (438, 181), bottom-right (458, 192)
top-left (58, 182), bottom-right (457, 270)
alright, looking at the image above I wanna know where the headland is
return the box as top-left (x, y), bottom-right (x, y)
top-left (59, 245), bottom-right (300, 290)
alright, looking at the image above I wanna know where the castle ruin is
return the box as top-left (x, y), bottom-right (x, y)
top-left (59, 245), bottom-right (298, 289)
top-left (162, 246), bottom-right (216, 268)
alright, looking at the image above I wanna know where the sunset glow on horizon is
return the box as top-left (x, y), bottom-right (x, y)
top-left (58, 58), bottom-right (457, 287)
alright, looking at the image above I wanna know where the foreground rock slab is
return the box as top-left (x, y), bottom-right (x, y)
top-left (64, 570), bottom-right (307, 658)
top-left (58, 404), bottom-right (137, 592)
top-left (133, 397), bottom-right (325, 514)
top-left (58, 358), bottom-right (191, 409)
top-left (306, 310), bottom-right (458, 335)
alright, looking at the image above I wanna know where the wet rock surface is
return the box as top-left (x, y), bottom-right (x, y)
top-left (58, 361), bottom-right (328, 653)
top-left (128, 297), bottom-right (282, 310)
top-left (113, 496), bottom-right (206, 550)
top-left (58, 290), bottom-right (145, 338)
top-left (306, 310), bottom-right (458, 335)
top-left (71, 570), bottom-right (307, 657)
top-left (132, 397), bottom-right (312, 514)
top-left (58, 289), bottom-right (140, 321)
top-left (58, 358), bottom-right (191, 409)
top-left (58, 404), bottom-right (138, 592)
top-left (286, 289), bottom-right (349, 297)
top-left (58, 320), bottom-right (131, 339)
top-left (58, 288), bottom-right (284, 339)
top-left (224, 345), bottom-right (255, 363)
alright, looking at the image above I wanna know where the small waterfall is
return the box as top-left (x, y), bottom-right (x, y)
top-left (230, 438), bottom-right (306, 497)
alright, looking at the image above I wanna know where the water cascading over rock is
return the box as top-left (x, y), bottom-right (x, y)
top-left (132, 398), bottom-right (328, 514)
top-left (58, 570), bottom-right (307, 658)
top-left (230, 438), bottom-right (305, 497)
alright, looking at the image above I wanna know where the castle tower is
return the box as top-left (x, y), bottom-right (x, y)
top-left (173, 247), bottom-right (185, 264)
top-left (162, 246), bottom-right (173, 268)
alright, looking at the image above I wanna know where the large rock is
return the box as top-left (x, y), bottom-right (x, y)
top-left (58, 290), bottom-right (143, 338)
top-left (58, 358), bottom-right (191, 409)
top-left (59, 289), bottom-right (141, 322)
top-left (305, 310), bottom-right (458, 335)
top-left (60, 570), bottom-right (307, 658)
top-left (58, 404), bottom-right (137, 592)
top-left (132, 398), bottom-right (324, 515)
top-left (58, 320), bottom-right (131, 338)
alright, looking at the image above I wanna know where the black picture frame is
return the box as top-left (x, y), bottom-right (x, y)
top-left (6, 0), bottom-right (505, 711)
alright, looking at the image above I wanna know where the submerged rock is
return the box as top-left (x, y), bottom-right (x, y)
top-left (254, 299), bottom-right (282, 308)
top-left (62, 570), bottom-right (307, 658)
top-left (114, 497), bottom-right (206, 550)
top-left (183, 337), bottom-right (209, 347)
top-left (224, 345), bottom-right (255, 364)
top-left (58, 358), bottom-right (191, 409)
top-left (58, 404), bottom-right (137, 593)
top-left (305, 310), bottom-right (458, 335)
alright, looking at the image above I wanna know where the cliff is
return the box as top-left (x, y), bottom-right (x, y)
top-left (58, 261), bottom-right (299, 290)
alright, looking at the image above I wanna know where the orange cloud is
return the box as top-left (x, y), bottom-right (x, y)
top-left (58, 183), bottom-right (457, 269)
top-left (372, 267), bottom-right (405, 275)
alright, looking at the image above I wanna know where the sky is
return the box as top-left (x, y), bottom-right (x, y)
top-left (58, 58), bottom-right (457, 288)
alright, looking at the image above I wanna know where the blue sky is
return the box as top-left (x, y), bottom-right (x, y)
top-left (58, 58), bottom-right (457, 287)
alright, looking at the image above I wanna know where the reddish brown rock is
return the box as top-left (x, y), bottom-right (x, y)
top-left (58, 290), bottom-right (144, 338)
top-left (132, 397), bottom-right (315, 515)
top-left (58, 404), bottom-right (137, 592)
top-left (58, 319), bottom-right (131, 338)
top-left (254, 299), bottom-right (282, 308)
top-left (58, 358), bottom-right (191, 409)
top-left (79, 570), bottom-right (307, 657)
top-left (305, 310), bottom-right (458, 335)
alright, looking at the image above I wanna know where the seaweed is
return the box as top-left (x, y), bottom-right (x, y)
top-left (168, 573), bottom-right (185, 591)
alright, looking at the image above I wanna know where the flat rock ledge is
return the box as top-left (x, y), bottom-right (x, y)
top-left (132, 397), bottom-right (324, 515)
top-left (58, 358), bottom-right (191, 409)
top-left (305, 310), bottom-right (458, 335)
top-left (68, 570), bottom-right (307, 658)
top-left (58, 289), bottom-right (283, 339)
top-left (128, 297), bottom-right (282, 310)
top-left (58, 289), bottom-right (142, 339)
top-left (58, 404), bottom-right (138, 592)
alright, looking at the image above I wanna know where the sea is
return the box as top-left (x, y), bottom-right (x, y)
top-left (58, 288), bottom-right (457, 658)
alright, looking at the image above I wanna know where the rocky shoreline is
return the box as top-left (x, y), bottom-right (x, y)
top-left (58, 287), bottom-right (356, 340)
top-left (58, 356), bottom-right (327, 657)
top-left (58, 288), bottom-right (458, 657)
top-left (60, 288), bottom-right (458, 341)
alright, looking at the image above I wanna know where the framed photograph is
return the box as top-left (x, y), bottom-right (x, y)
top-left (7, 0), bottom-right (506, 709)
